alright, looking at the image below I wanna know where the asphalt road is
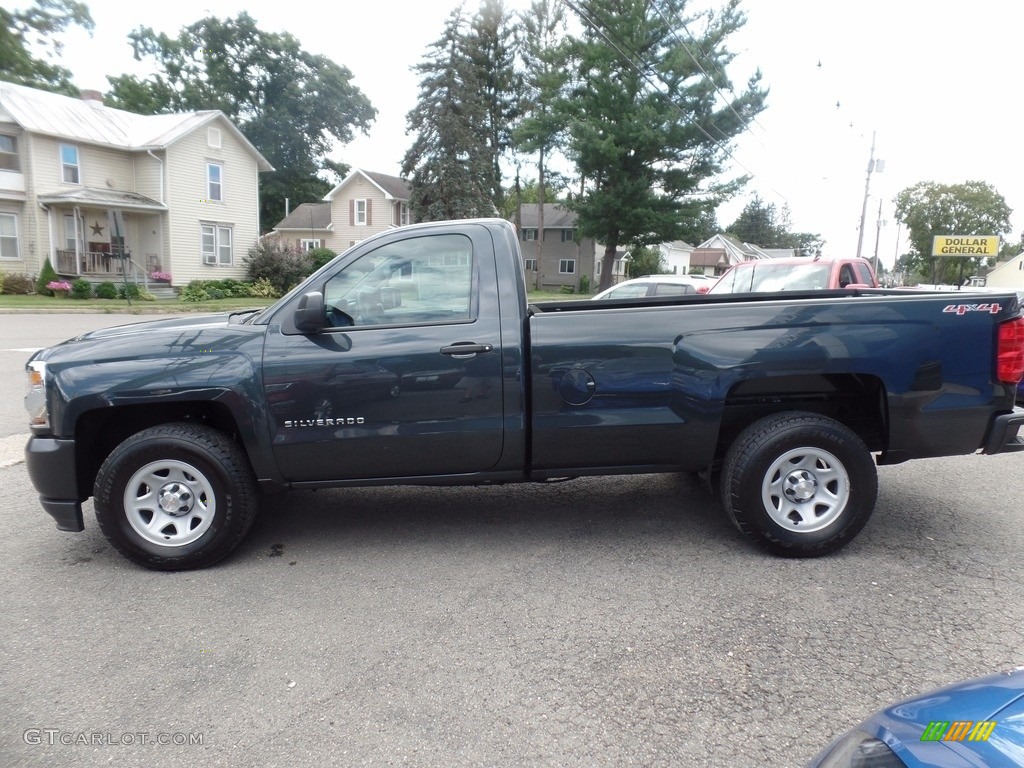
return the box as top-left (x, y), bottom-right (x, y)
top-left (2, 312), bottom-right (1023, 767)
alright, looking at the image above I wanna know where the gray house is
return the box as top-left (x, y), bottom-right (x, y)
top-left (517, 204), bottom-right (596, 292)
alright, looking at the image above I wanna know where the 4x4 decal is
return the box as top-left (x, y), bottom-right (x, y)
top-left (943, 303), bottom-right (1002, 315)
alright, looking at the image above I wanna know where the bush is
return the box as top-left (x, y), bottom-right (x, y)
top-left (1, 272), bottom-right (35, 295)
top-left (180, 281), bottom-right (210, 303)
top-left (36, 259), bottom-right (59, 295)
top-left (244, 242), bottom-right (314, 295)
top-left (95, 282), bottom-right (118, 299)
top-left (70, 279), bottom-right (93, 299)
top-left (117, 282), bottom-right (141, 300)
top-left (307, 247), bottom-right (338, 271)
top-left (249, 277), bottom-right (278, 298)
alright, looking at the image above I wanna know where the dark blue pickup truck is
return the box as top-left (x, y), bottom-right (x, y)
top-left (24, 219), bottom-right (1024, 569)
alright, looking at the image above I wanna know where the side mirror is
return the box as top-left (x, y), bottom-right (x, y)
top-left (293, 291), bottom-right (325, 333)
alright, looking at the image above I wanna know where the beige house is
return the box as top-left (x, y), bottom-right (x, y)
top-left (270, 169), bottom-right (412, 253)
top-left (981, 252), bottom-right (1024, 292)
top-left (0, 80), bottom-right (272, 288)
top-left (518, 204), bottom-right (596, 292)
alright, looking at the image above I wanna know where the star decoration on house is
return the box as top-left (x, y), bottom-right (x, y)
top-left (90, 221), bottom-right (104, 236)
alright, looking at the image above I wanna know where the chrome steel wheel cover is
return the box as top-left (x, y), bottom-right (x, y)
top-left (123, 460), bottom-right (216, 547)
top-left (761, 447), bottom-right (850, 533)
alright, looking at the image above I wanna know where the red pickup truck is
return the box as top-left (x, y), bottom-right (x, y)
top-left (709, 257), bottom-right (879, 293)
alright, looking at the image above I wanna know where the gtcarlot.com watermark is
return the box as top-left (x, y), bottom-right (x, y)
top-left (23, 729), bottom-right (204, 747)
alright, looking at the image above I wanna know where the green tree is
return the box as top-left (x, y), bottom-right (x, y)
top-left (626, 245), bottom-right (665, 278)
top-left (105, 13), bottom-right (375, 230)
top-left (557, 0), bottom-right (767, 290)
top-left (727, 194), bottom-right (822, 255)
top-left (0, 0), bottom-right (94, 95)
top-left (514, 0), bottom-right (570, 263)
top-left (893, 181), bottom-right (1013, 284)
top-left (469, 0), bottom-right (522, 211)
top-left (402, 8), bottom-right (494, 221)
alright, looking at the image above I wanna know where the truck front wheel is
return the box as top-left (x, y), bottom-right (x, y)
top-left (721, 412), bottom-right (878, 557)
top-left (94, 424), bottom-right (259, 570)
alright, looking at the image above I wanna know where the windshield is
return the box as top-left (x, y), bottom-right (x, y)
top-left (710, 262), bottom-right (833, 293)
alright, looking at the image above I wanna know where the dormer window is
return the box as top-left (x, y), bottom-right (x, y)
top-left (60, 143), bottom-right (80, 184)
top-left (0, 135), bottom-right (18, 172)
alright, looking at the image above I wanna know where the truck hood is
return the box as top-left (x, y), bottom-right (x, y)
top-left (30, 311), bottom-right (266, 368)
top-left (66, 312), bottom-right (247, 343)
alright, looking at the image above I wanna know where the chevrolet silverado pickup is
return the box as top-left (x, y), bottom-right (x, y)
top-left (24, 219), bottom-right (1024, 570)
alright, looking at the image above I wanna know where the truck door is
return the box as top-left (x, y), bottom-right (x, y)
top-left (262, 229), bottom-right (504, 482)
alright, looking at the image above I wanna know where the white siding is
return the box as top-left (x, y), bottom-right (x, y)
top-left (324, 174), bottom-right (404, 251)
top-left (164, 118), bottom-right (260, 283)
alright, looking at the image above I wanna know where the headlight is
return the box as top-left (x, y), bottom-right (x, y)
top-left (811, 729), bottom-right (906, 768)
top-left (25, 360), bottom-right (48, 428)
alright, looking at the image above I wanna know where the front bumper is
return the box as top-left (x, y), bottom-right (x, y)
top-left (24, 436), bottom-right (84, 532)
top-left (982, 406), bottom-right (1024, 455)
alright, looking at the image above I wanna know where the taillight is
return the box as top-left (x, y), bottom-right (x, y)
top-left (697, 286), bottom-right (710, 294)
top-left (997, 317), bottom-right (1024, 384)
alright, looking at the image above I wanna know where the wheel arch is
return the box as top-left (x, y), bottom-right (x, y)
top-left (714, 373), bottom-right (887, 469)
top-left (72, 396), bottom-right (276, 500)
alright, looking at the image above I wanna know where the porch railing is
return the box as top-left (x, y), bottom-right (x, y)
top-left (55, 249), bottom-right (151, 291)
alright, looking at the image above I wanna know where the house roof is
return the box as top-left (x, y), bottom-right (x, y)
top-left (323, 169), bottom-right (411, 202)
top-left (0, 80), bottom-right (273, 171)
top-left (695, 233), bottom-right (773, 263)
top-left (37, 187), bottom-right (166, 212)
top-left (518, 204), bottom-right (577, 229)
top-left (273, 202), bottom-right (332, 231)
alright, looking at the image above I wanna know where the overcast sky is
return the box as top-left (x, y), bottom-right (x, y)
top-left (43, 0), bottom-right (1024, 266)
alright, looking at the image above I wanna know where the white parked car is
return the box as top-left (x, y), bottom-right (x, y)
top-left (591, 274), bottom-right (717, 300)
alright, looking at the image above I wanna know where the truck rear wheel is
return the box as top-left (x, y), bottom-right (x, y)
top-left (94, 424), bottom-right (258, 570)
top-left (721, 412), bottom-right (877, 557)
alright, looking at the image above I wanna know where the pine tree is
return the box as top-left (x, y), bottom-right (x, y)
top-left (402, 8), bottom-right (494, 221)
top-left (557, 0), bottom-right (767, 289)
top-left (514, 0), bottom-right (571, 272)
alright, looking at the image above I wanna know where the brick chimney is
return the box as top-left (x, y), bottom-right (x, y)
top-left (78, 89), bottom-right (104, 105)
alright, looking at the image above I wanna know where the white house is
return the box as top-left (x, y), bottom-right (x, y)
top-left (0, 80), bottom-right (272, 288)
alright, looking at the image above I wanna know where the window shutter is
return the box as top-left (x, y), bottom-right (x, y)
top-left (349, 199), bottom-right (354, 226)
top-left (366, 200), bottom-right (372, 225)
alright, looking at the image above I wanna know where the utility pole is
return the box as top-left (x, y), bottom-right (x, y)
top-left (856, 131), bottom-right (882, 259)
top-left (872, 198), bottom-right (884, 278)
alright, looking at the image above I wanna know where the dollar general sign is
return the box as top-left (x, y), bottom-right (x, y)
top-left (931, 235), bottom-right (1000, 257)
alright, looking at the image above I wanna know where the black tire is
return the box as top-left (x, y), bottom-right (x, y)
top-left (94, 424), bottom-right (259, 570)
top-left (721, 412), bottom-right (878, 557)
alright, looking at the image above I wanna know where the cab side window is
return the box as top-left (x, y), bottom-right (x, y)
top-left (838, 264), bottom-right (856, 288)
top-left (323, 234), bottom-right (474, 327)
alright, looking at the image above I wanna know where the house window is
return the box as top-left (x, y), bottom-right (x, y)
top-left (207, 127), bottom-right (221, 149)
top-left (0, 213), bottom-right (19, 259)
top-left (561, 229), bottom-right (574, 242)
top-left (355, 199), bottom-right (368, 226)
top-left (60, 144), bottom-right (80, 184)
top-left (559, 259), bottom-right (576, 274)
top-left (63, 214), bottom-right (77, 250)
top-left (524, 258), bottom-right (537, 271)
top-left (522, 228), bottom-right (537, 241)
top-left (207, 163), bottom-right (223, 202)
top-left (201, 223), bottom-right (233, 265)
top-left (399, 203), bottom-right (410, 226)
top-left (0, 135), bottom-right (18, 171)
top-left (300, 239), bottom-right (322, 252)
